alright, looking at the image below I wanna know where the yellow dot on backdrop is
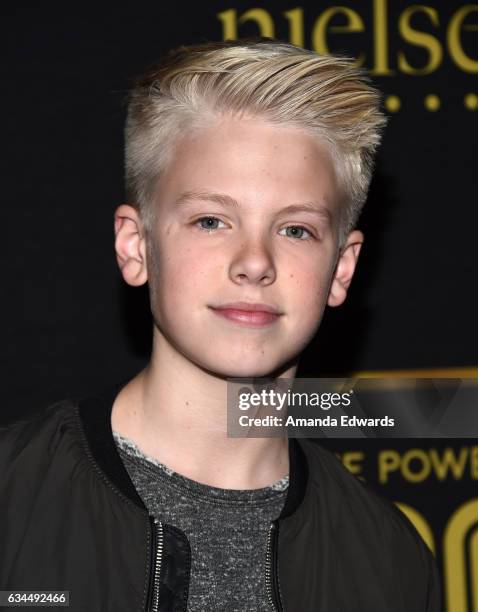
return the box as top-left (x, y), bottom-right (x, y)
top-left (385, 95), bottom-right (401, 112)
top-left (424, 94), bottom-right (441, 111)
top-left (464, 93), bottom-right (478, 110)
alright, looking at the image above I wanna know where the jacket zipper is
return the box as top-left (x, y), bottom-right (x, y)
top-left (265, 521), bottom-right (283, 612)
top-left (147, 516), bottom-right (164, 612)
top-left (148, 516), bottom-right (280, 611)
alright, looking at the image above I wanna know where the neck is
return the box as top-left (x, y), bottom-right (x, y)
top-left (111, 329), bottom-right (296, 489)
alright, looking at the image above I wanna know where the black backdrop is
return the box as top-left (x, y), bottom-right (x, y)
top-left (3, 3), bottom-right (478, 610)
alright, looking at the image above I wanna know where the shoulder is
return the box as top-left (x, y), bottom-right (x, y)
top-left (299, 439), bottom-right (403, 517)
top-left (299, 439), bottom-right (419, 532)
top-left (0, 399), bottom-right (94, 533)
top-left (298, 439), bottom-right (439, 579)
top-left (288, 440), bottom-right (442, 609)
top-left (0, 399), bottom-right (81, 471)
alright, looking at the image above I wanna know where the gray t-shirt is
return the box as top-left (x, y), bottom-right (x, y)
top-left (113, 432), bottom-right (288, 612)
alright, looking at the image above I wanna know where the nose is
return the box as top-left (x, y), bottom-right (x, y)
top-left (229, 237), bottom-right (276, 286)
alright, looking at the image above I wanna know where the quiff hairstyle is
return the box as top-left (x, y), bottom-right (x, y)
top-left (125, 38), bottom-right (387, 241)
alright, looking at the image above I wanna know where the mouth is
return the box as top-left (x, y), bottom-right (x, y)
top-left (208, 302), bottom-right (283, 328)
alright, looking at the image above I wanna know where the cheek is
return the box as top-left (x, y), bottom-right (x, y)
top-left (158, 247), bottom-right (223, 307)
top-left (286, 264), bottom-right (332, 313)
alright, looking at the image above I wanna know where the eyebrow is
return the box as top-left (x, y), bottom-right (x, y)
top-left (174, 190), bottom-right (333, 221)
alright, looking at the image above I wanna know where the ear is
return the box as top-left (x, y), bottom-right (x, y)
top-left (327, 230), bottom-right (364, 307)
top-left (114, 204), bottom-right (148, 287)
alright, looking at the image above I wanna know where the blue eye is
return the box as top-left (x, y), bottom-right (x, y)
top-left (280, 226), bottom-right (312, 240)
top-left (196, 217), bottom-right (226, 231)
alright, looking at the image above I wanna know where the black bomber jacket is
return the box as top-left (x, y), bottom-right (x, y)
top-left (0, 387), bottom-right (442, 611)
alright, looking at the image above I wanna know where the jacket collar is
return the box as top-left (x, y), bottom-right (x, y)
top-left (78, 381), bottom-right (309, 519)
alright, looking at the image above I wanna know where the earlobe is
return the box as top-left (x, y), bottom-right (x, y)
top-left (327, 230), bottom-right (363, 307)
top-left (114, 204), bottom-right (148, 287)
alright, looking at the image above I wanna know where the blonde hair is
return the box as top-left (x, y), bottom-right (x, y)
top-left (125, 39), bottom-right (387, 241)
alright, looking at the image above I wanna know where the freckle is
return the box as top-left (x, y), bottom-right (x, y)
top-left (290, 274), bottom-right (294, 278)
top-left (186, 401), bottom-right (189, 406)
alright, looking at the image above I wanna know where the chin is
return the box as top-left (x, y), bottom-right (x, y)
top-left (198, 354), bottom-right (293, 380)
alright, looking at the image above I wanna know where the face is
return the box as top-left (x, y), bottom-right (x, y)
top-left (141, 116), bottom-right (355, 378)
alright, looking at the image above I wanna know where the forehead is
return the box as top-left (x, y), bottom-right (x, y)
top-left (155, 116), bottom-right (339, 214)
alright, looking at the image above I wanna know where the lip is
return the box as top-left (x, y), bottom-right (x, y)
top-left (209, 302), bottom-right (283, 328)
top-left (214, 302), bottom-right (281, 314)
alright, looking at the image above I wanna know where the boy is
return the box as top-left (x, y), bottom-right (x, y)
top-left (1, 39), bottom-right (440, 611)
